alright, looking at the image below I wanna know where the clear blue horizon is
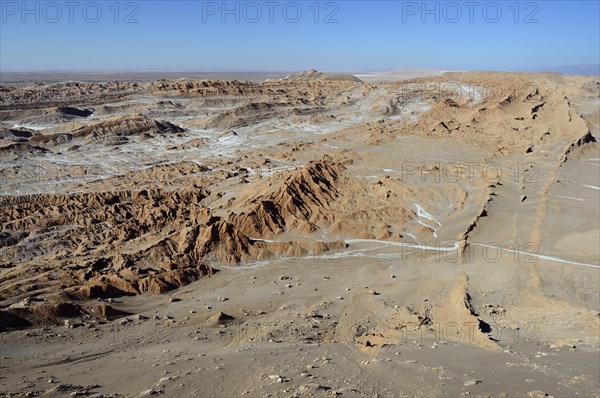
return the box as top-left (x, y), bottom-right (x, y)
top-left (1, 0), bottom-right (599, 72)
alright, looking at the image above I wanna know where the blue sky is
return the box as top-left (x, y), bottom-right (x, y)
top-left (1, 0), bottom-right (599, 71)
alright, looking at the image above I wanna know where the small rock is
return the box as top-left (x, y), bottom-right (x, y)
top-left (299, 383), bottom-right (327, 393)
top-left (207, 312), bottom-right (235, 324)
top-left (138, 388), bottom-right (162, 397)
top-left (464, 379), bottom-right (481, 387)
top-left (527, 392), bottom-right (548, 398)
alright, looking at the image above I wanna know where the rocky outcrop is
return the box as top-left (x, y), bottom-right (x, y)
top-left (283, 69), bottom-right (363, 83)
top-left (73, 114), bottom-right (185, 141)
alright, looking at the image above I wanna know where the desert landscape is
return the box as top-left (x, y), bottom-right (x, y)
top-left (0, 68), bottom-right (598, 397)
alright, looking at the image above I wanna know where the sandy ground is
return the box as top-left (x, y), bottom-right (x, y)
top-left (0, 70), bottom-right (599, 397)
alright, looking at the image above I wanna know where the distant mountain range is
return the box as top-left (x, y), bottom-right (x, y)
top-left (362, 65), bottom-right (599, 77)
top-left (511, 65), bottom-right (600, 76)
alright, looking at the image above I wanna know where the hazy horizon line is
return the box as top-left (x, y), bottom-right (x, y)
top-left (1, 64), bottom-right (597, 73)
